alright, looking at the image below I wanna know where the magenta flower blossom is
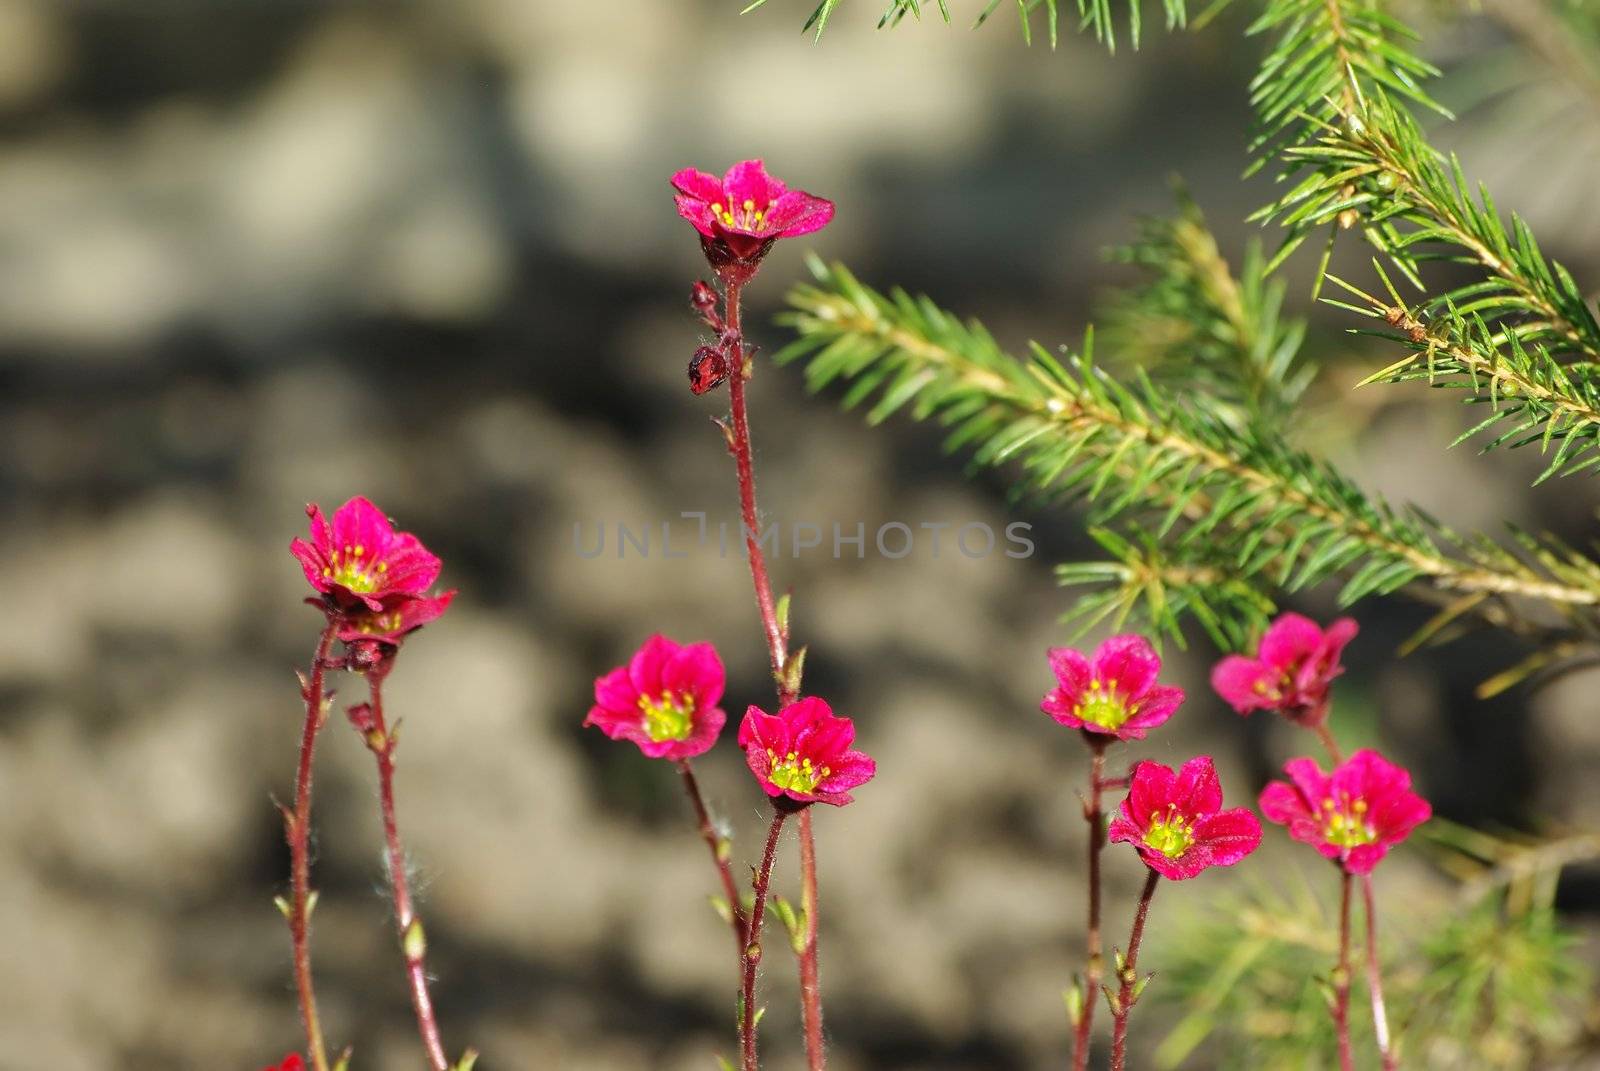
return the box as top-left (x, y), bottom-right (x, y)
top-left (585, 634), bottom-right (727, 760)
top-left (1108, 756), bottom-right (1263, 880)
top-left (738, 697), bottom-right (875, 808)
top-left (671, 159), bottom-right (834, 266)
top-left (260, 1056), bottom-right (304, 1071)
top-left (336, 590), bottom-right (456, 645)
top-left (291, 497), bottom-right (443, 612)
top-left (1211, 612), bottom-right (1358, 727)
top-left (1259, 749), bottom-right (1432, 875)
top-left (1041, 635), bottom-right (1185, 742)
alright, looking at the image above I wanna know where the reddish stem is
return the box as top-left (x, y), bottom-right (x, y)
top-left (287, 620), bottom-right (337, 1071)
top-left (1362, 873), bottom-right (1397, 1070)
top-left (678, 759), bottom-right (749, 953)
top-left (741, 809), bottom-right (789, 1071)
top-left (1109, 869), bottom-right (1161, 1071)
top-left (798, 808), bottom-right (825, 1070)
top-left (1309, 714), bottom-right (1391, 1066)
top-left (720, 276), bottom-right (792, 702)
top-left (364, 669), bottom-right (452, 1071)
top-left (719, 271), bottom-right (828, 1065)
top-left (1072, 741), bottom-right (1109, 1071)
top-left (1314, 721), bottom-right (1346, 765)
top-left (1334, 870), bottom-right (1355, 1071)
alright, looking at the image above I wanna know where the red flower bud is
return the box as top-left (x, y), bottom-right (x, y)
top-left (689, 346), bottom-right (729, 395)
top-left (691, 280), bottom-right (717, 314)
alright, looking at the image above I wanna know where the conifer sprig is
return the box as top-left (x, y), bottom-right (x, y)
top-left (1103, 189), bottom-right (1312, 431)
top-left (1323, 269), bottom-right (1600, 484)
top-left (1262, 95), bottom-right (1600, 359)
top-left (746, 0), bottom-right (1185, 51)
top-left (775, 258), bottom-right (1600, 645)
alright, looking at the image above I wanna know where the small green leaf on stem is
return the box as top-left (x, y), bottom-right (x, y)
top-left (404, 918), bottom-right (427, 960)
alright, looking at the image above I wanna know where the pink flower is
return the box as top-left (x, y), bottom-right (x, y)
top-left (1211, 613), bottom-right (1357, 727)
top-left (738, 697), bottom-right (875, 808)
top-left (1041, 635), bottom-right (1184, 742)
top-left (260, 1056), bottom-right (304, 1071)
top-left (336, 590), bottom-right (456, 645)
top-left (291, 497), bottom-right (443, 612)
top-left (671, 159), bottom-right (834, 266)
top-left (1259, 749), bottom-right (1432, 875)
top-left (1108, 756), bottom-right (1263, 880)
top-left (585, 634), bottom-right (727, 760)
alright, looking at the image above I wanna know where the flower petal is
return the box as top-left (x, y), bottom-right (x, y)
top-left (1258, 612), bottom-right (1324, 670)
top-left (1174, 755), bottom-right (1224, 816)
top-left (722, 159), bottom-right (785, 209)
top-left (1092, 634), bottom-right (1162, 698)
top-left (767, 189), bottom-right (834, 237)
top-left (1192, 808), bottom-right (1263, 867)
top-left (1210, 655), bottom-right (1275, 713)
top-left (670, 168), bottom-right (725, 203)
top-left (1125, 760), bottom-right (1178, 826)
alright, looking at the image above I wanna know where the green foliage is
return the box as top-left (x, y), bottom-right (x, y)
top-left (1322, 267), bottom-right (1600, 484)
top-left (1261, 94), bottom-right (1600, 358)
top-left (776, 256), bottom-right (1600, 650)
top-left (1246, 0), bottom-right (1446, 174)
top-left (1154, 870), bottom-right (1589, 1070)
top-left (745, 0), bottom-right (1186, 51)
top-left (1102, 188), bottom-right (1312, 432)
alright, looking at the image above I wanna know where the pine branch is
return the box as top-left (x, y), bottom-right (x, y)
top-left (743, 0), bottom-right (1186, 51)
top-left (775, 258), bottom-right (1600, 641)
top-left (1102, 188), bottom-right (1312, 430)
top-left (1246, 0), bottom-right (1446, 171)
top-left (1324, 268), bottom-right (1600, 483)
top-left (1056, 526), bottom-right (1279, 650)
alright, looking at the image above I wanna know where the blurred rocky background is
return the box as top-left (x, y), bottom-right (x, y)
top-left (0, 1), bottom-right (1597, 1068)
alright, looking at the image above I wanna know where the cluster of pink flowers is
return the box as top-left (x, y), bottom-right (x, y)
top-left (1043, 633), bottom-right (1262, 879)
top-left (291, 496), bottom-right (456, 654)
top-left (586, 634), bottom-right (876, 809)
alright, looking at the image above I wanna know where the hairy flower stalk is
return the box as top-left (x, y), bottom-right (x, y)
top-left (679, 760), bottom-right (749, 952)
top-left (1042, 634), bottom-right (1183, 1067)
top-left (1334, 870), bottom-right (1355, 1071)
top-left (351, 666), bottom-right (454, 1071)
top-left (676, 159), bottom-right (842, 1071)
top-left (285, 619), bottom-right (338, 1071)
top-left (286, 496), bottom-right (465, 1071)
top-left (741, 810), bottom-right (789, 1071)
top-left (1108, 869), bottom-right (1159, 1071)
top-left (1073, 740), bottom-right (1107, 1071)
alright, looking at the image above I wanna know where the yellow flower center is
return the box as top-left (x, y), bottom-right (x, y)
top-left (709, 198), bottom-right (776, 231)
top-left (1320, 794), bottom-right (1377, 848)
top-left (766, 748), bottom-right (831, 794)
top-left (1143, 806), bottom-right (1196, 859)
top-left (1074, 678), bottom-right (1135, 730)
top-left (638, 690), bottom-right (697, 743)
top-left (322, 544), bottom-right (388, 593)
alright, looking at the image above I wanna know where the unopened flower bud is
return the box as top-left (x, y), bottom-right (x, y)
top-left (691, 280), bottom-right (717, 314)
top-left (689, 345), bottom-right (729, 395)
top-left (346, 702), bottom-right (379, 735)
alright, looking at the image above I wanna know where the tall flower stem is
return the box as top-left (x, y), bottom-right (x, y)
top-left (797, 807), bottom-right (825, 1069)
top-left (718, 271), bottom-right (827, 1069)
top-left (1073, 739), bottom-right (1109, 1071)
top-left (1309, 720), bottom-right (1394, 1067)
top-left (741, 809), bottom-right (789, 1071)
top-left (719, 275), bottom-right (791, 698)
top-left (1362, 872), bottom-right (1397, 1070)
top-left (1109, 869), bottom-right (1161, 1071)
top-left (1334, 870), bottom-right (1355, 1071)
top-left (362, 667), bottom-right (452, 1071)
top-left (286, 619), bottom-right (337, 1071)
top-left (679, 758), bottom-right (749, 952)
